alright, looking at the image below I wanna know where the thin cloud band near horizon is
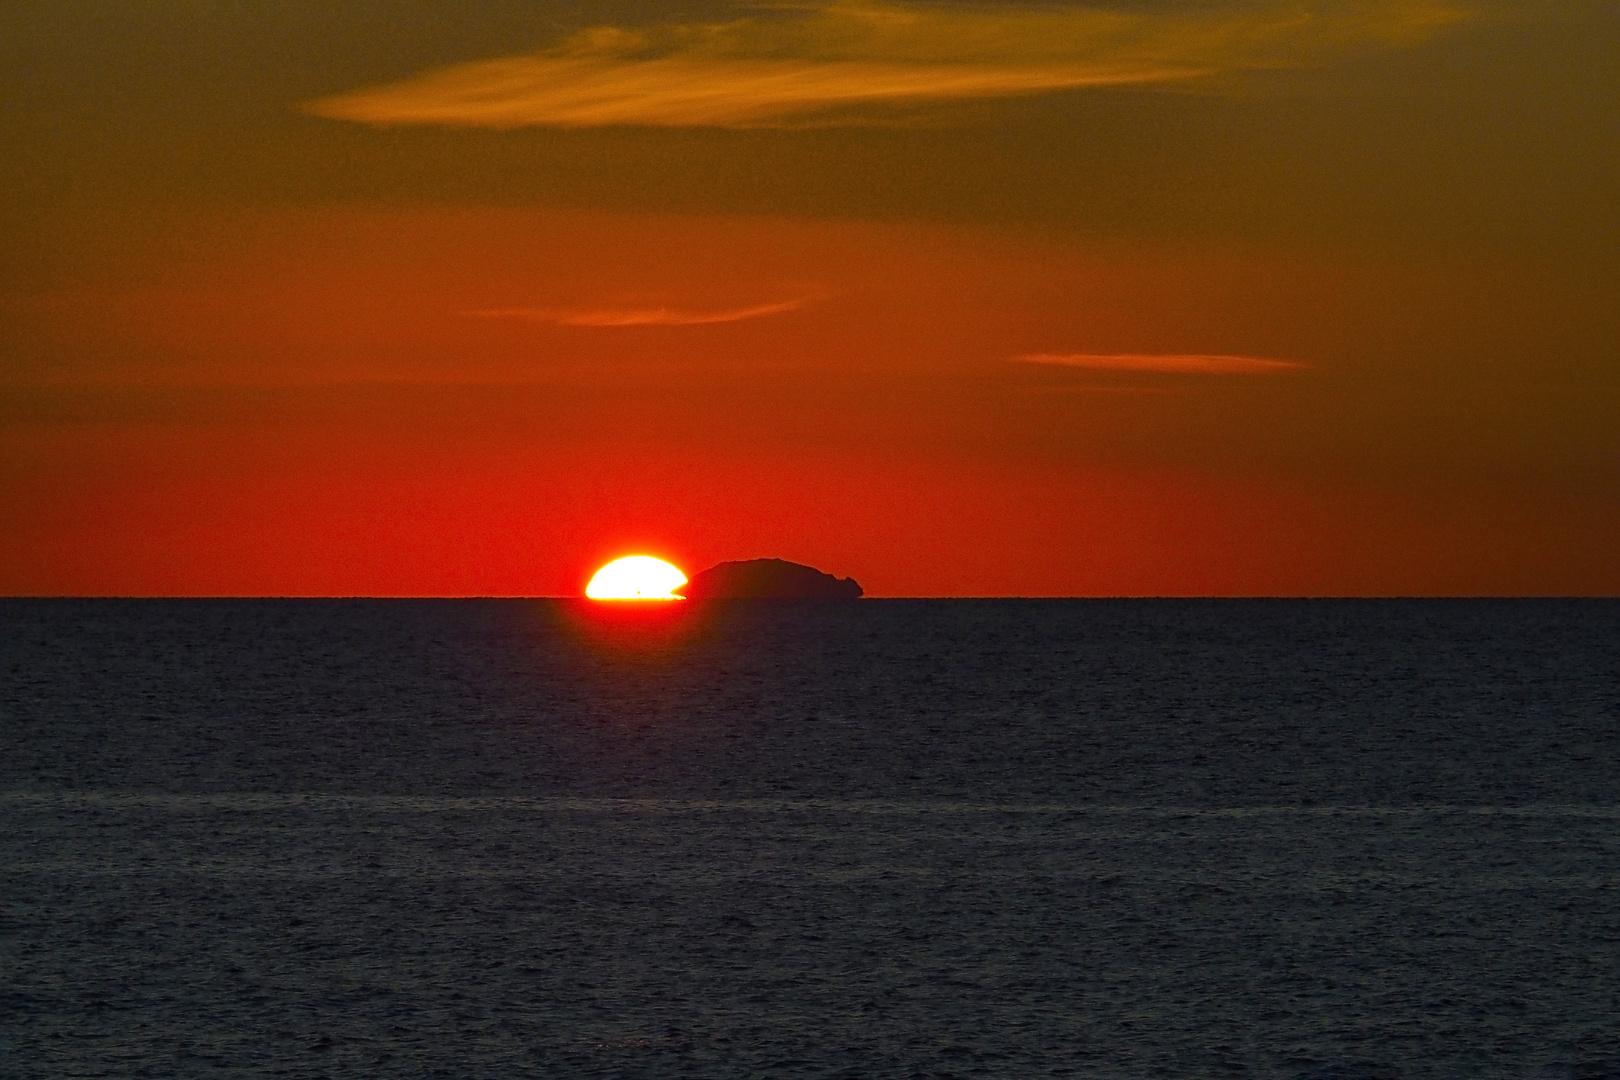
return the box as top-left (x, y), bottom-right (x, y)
top-left (471, 296), bottom-right (815, 327)
top-left (305, 0), bottom-right (1473, 130)
top-left (1017, 352), bottom-right (1309, 374)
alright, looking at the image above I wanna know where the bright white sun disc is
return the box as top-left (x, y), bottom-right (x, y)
top-left (586, 556), bottom-right (687, 600)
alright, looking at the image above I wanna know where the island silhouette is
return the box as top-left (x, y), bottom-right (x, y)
top-left (674, 559), bottom-right (863, 599)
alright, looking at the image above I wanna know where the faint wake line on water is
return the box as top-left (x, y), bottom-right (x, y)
top-left (6, 790), bottom-right (1620, 818)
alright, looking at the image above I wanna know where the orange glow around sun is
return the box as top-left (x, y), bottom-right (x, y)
top-left (585, 556), bottom-right (687, 600)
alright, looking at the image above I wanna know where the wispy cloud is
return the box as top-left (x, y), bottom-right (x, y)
top-left (1016, 352), bottom-right (1308, 374)
top-left (306, 0), bottom-right (1473, 129)
top-left (471, 296), bottom-right (814, 326)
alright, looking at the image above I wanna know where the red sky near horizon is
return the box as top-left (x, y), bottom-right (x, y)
top-left (2, 2), bottom-right (1616, 596)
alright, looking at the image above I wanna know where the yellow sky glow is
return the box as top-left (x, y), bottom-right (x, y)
top-left (305, 0), bottom-right (1475, 129)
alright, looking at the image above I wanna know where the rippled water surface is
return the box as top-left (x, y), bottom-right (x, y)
top-left (3, 599), bottom-right (1618, 1079)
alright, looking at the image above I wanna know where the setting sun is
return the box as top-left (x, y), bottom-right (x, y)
top-left (585, 556), bottom-right (687, 600)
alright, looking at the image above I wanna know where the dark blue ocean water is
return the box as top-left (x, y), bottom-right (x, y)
top-left (3, 599), bottom-right (1618, 1079)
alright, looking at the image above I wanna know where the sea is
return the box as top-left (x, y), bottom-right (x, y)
top-left (2, 599), bottom-right (1617, 1080)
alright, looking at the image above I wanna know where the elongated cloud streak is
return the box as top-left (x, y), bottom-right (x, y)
top-left (472, 296), bottom-right (813, 326)
top-left (312, 56), bottom-right (1194, 129)
top-left (306, 0), bottom-right (1472, 129)
top-left (1017, 353), bottom-right (1308, 374)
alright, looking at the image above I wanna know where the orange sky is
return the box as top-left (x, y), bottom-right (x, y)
top-left (2, 2), bottom-right (1616, 595)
